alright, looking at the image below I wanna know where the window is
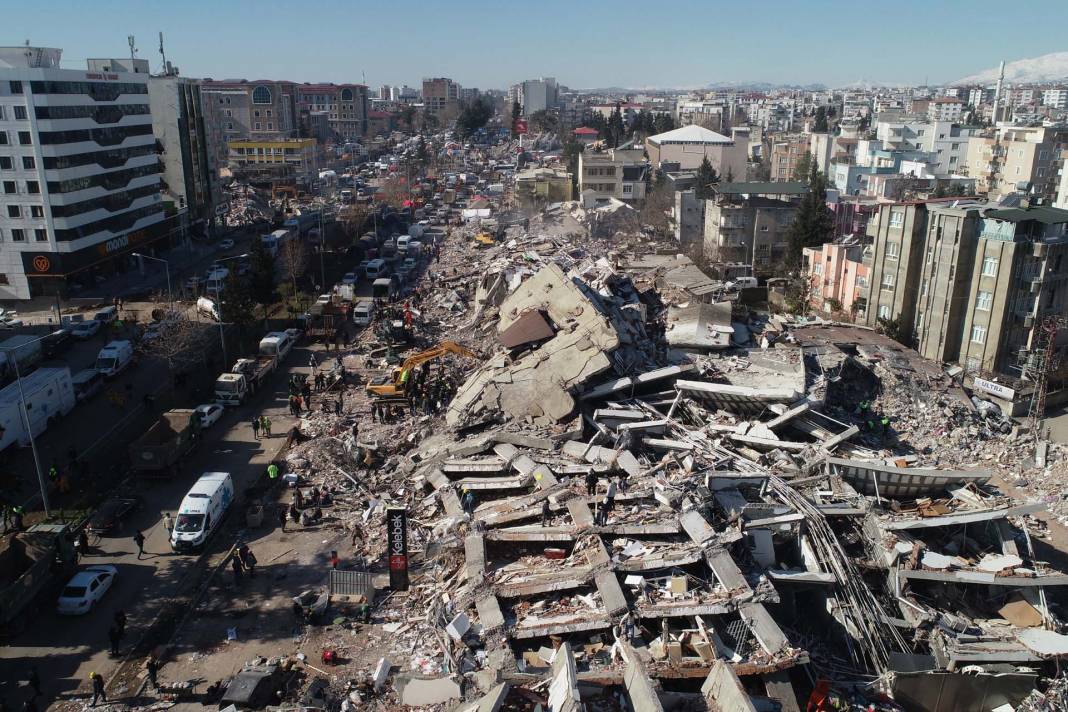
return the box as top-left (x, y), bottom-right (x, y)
top-left (2, 180), bottom-right (15, 193)
top-left (18, 131), bottom-right (31, 145)
top-left (0, 274), bottom-right (8, 285)
top-left (30, 205), bottom-right (43, 218)
top-left (341, 88), bottom-right (353, 101)
top-left (267, 123), bottom-right (273, 130)
top-left (9, 80), bottom-right (22, 93)
top-left (813, 263), bottom-right (823, 275)
top-left (266, 110), bottom-right (272, 117)
top-left (7, 205), bottom-right (21, 218)
top-left (886, 242), bottom-right (900, 259)
top-left (982, 257), bottom-right (999, 276)
top-left (11, 228), bottom-right (24, 241)
top-left (26, 180), bottom-right (38, 194)
top-left (252, 85), bottom-right (272, 104)
top-left (878, 305), bottom-right (891, 320)
top-left (13, 105), bottom-right (27, 120)
top-left (21, 156), bottom-right (34, 170)
top-left (760, 225), bottom-right (769, 231)
top-left (253, 110), bottom-right (260, 117)
top-left (34, 228), bottom-right (47, 242)
top-left (226, 122), bottom-right (233, 130)
top-left (975, 291), bottom-right (993, 310)
top-left (889, 210), bottom-right (904, 228)
top-left (254, 123), bottom-right (261, 130)
top-left (0, 131), bottom-right (7, 145)
top-left (970, 324), bottom-right (987, 344)
top-left (0, 157), bottom-right (10, 170)
top-left (880, 273), bottom-right (895, 290)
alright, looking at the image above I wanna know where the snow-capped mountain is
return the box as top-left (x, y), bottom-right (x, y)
top-left (954, 52), bottom-right (1068, 85)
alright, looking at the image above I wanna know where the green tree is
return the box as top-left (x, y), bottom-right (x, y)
top-left (607, 104), bottom-right (626, 148)
top-left (791, 151), bottom-right (814, 182)
top-left (785, 162), bottom-right (834, 271)
top-left (511, 100), bottom-right (521, 137)
top-left (695, 157), bottom-right (720, 200)
top-left (813, 106), bottom-right (829, 132)
top-left (653, 113), bottom-right (675, 134)
top-left (400, 105), bottom-right (416, 131)
top-left (247, 239), bottom-right (277, 321)
top-left (222, 271), bottom-right (258, 343)
top-left (876, 315), bottom-right (912, 347)
top-left (456, 97), bottom-right (493, 138)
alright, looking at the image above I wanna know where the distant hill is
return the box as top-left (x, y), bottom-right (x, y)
top-left (954, 52), bottom-right (1068, 85)
top-left (705, 81), bottom-right (827, 91)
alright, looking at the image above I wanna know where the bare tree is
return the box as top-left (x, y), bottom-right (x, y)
top-left (640, 180), bottom-right (674, 237)
top-left (279, 238), bottom-right (309, 297)
top-left (143, 317), bottom-right (220, 376)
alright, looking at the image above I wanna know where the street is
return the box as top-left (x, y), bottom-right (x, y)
top-left (0, 340), bottom-right (313, 708)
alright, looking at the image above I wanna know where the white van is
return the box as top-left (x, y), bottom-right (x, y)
top-left (205, 268), bottom-right (229, 295)
top-left (95, 341), bottom-right (134, 378)
top-left (171, 472), bottom-right (234, 552)
top-left (396, 235), bottom-right (411, 253)
top-left (352, 299), bottom-right (376, 326)
top-left (197, 296), bottom-right (220, 321)
top-left (71, 368), bottom-right (105, 401)
top-left (93, 305), bottom-right (119, 325)
top-left (259, 331), bottom-right (294, 360)
top-left (365, 258), bottom-right (388, 280)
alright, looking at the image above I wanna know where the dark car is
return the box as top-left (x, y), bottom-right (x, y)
top-left (42, 328), bottom-right (73, 357)
top-left (86, 496), bottom-right (142, 536)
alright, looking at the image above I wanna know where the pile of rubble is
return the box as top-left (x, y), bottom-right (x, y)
top-left (249, 207), bottom-right (1068, 711)
top-left (220, 181), bottom-right (274, 228)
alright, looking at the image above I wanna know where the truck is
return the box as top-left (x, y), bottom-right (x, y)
top-left (261, 228), bottom-right (295, 258)
top-left (128, 408), bottom-right (200, 474)
top-left (283, 210), bottom-right (321, 236)
top-left (0, 367), bottom-right (76, 453)
top-left (0, 523), bottom-right (76, 636)
top-left (215, 356), bottom-right (277, 405)
top-left (0, 335), bottom-right (43, 381)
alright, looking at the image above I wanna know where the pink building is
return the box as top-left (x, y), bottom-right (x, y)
top-left (802, 236), bottom-right (870, 317)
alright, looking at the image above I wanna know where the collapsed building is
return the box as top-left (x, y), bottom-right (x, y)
top-left (261, 206), bottom-right (1068, 712)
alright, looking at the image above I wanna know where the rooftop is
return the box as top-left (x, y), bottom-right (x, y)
top-left (647, 124), bottom-right (733, 146)
top-left (715, 181), bottom-right (809, 195)
top-left (984, 205), bottom-right (1068, 225)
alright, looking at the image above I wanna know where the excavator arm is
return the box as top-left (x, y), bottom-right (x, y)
top-left (366, 340), bottom-right (477, 397)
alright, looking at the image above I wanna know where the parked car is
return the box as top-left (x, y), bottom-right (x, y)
top-left (194, 403), bottom-right (224, 428)
top-left (341, 272), bottom-right (358, 286)
top-left (42, 329), bottom-right (73, 357)
top-left (71, 320), bottom-right (101, 339)
top-left (86, 496), bottom-right (142, 536)
top-left (219, 238), bottom-right (235, 250)
top-left (57, 565), bottom-right (117, 615)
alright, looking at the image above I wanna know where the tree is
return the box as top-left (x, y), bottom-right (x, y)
top-left (247, 239), bottom-right (277, 319)
top-left (222, 271), bottom-right (258, 343)
top-left (876, 314), bottom-right (912, 347)
top-left (813, 106), bottom-right (829, 132)
top-left (279, 238), bottom-right (309, 299)
top-left (511, 100), bottom-right (521, 137)
top-left (400, 105), bottom-right (416, 131)
top-left (456, 97), bottom-right (493, 138)
top-left (791, 151), bottom-right (814, 183)
top-left (725, 166), bottom-right (734, 183)
top-left (695, 157), bottom-right (720, 200)
top-left (529, 109), bottom-right (558, 133)
top-left (607, 104), bottom-right (626, 148)
top-left (653, 113), bottom-right (675, 135)
top-left (640, 178), bottom-right (674, 236)
top-left (785, 162), bottom-right (834, 271)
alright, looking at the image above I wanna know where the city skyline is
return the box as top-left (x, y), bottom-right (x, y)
top-left (7, 0), bottom-right (1068, 89)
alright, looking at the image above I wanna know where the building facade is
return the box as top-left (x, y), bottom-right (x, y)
top-left (802, 236), bottom-right (869, 316)
top-left (577, 149), bottom-right (648, 203)
top-left (422, 77), bottom-right (460, 118)
top-left (645, 125), bottom-right (748, 178)
top-left (227, 138), bottom-right (319, 182)
top-left (0, 47), bottom-right (168, 300)
top-left (519, 78), bottom-right (558, 116)
top-left (702, 183), bottom-right (805, 277)
top-left (295, 83), bottom-right (369, 141)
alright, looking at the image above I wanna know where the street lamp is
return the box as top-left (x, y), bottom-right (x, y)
top-left (10, 331), bottom-right (58, 517)
top-left (211, 253), bottom-right (249, 366)
top-left (131, 252), bottom-right (172, 309)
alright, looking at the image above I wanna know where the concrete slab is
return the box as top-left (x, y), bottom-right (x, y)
top-left (475, 595), bottom-right (506, 631)
top-left (701, 660), bottom-right (756, 711)
top-left (548, 642), bottom-right (581, 712)
top-left (465, 534), bottom-right (486, 580)
top-left (398, 676), bottom-right (462, 706)
top-left (453, 682), bottom-right (510, 712)
top-left (679, 509), bottom-right (716, 546)
top-left (594, 570), bottom-right (629, 616)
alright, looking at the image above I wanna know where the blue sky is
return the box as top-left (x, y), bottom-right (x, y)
top-left (7, 0), bottom-right (1068, 89)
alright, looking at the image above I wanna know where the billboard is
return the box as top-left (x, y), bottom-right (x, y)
top-left (514, 119), bottom-right (528, 135)
top-left (386, 507), bottom-right (409, 591)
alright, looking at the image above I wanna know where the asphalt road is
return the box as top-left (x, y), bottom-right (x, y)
top-left (0, 342), bottom-right (316, 708)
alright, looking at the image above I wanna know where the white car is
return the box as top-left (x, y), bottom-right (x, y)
top-left (219, 238), bottom-right (235, 250)
top-left (57, 565), bottom-right (117, 615)
top-left (71, 320), bottom-right (101, 339)
top-left (341, 272), bottom-right (358, 286)
top-left (194, 403), bottom-right (224, 428)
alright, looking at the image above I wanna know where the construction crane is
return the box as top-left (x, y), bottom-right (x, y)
top-left (366, 340), bottom-right (477, 398)
top-left (1027, 315), bottom-right (1068, 436)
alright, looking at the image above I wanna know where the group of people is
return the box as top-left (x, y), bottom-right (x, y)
top-left (250, 415), bottom-right (273, 440)
top-left (231, 543), bottom-right (258, 583)
top-left (585, 470), bottom-right (627, 527)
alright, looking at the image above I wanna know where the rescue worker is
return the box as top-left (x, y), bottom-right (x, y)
top-left (90, 673), bottom-right (106, 706)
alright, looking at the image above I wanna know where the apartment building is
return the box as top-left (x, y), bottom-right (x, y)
top-left (295, 83), bottom-right (369, 141)
top-left (422, 77), bottom-right (460, 118)
top-left (802, 235), bottom-right (869, 316)
top-left (201, 79), bottom-right (298, 169)
top-left (927, 97), bottom-right (964, 122)
top-left (702, 182), bottom-right (805, 277)
top-left (876, 119), bottom-right (974, 175)
top-left (965, 125), bottom-right (1068, 202)
top-left (1043, 88), bottom-right (1068, 110)
top-left (513, 166), bottom-right (572, 210)
top-left (674, 188), bottom-right (704, 251)
top-left (518, 78), bottom-right (558, 116)
top-left (863, 199), bottom-right (1068, 377)
top-left (0, 46), bottom-right (167, 300)
top-left (577, 148), bottom-right (648, 203)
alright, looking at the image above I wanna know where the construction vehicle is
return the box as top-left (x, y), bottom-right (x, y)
top-left (473, 232), bottom-right (495, 248)
top-left (366, 341), bottom-right (477, 398)
top-left (0, 523), bottom-right (76, 636)
top-left (128, 409), bottom-right (201, 474)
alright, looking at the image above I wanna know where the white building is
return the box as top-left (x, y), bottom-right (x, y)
top-left (876, 118), bottom-right (973, 176)
top-left (927, 98), bottom-right (964, 122)
top-left (519, 77), bottom-right (558, 116)
top-left (0, 47), bottom-right (165, 300)
top-left (1043, 88), bottom-right (1068, 110)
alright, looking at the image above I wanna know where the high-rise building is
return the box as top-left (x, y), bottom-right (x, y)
top-left (421, 77), bottom-right (460, 117)
top-left (0, 47), bottom-right (169, 300)
top-left (519, 78), bottom-right (558, 116)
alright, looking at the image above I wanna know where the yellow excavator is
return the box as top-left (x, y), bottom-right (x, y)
top-left (365, 340), bottom-right (477, 398)
top-left (473, 231), bottom-right (495, 248)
